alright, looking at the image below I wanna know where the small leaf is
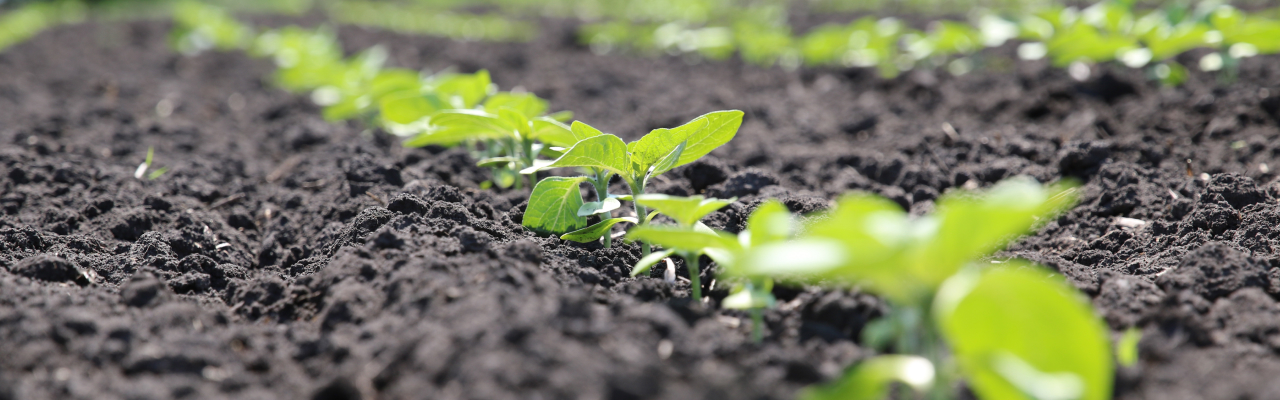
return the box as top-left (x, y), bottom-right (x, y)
top-left (631, 249), bottom-right (676, 276)
top-left (625, 225), bottom-right (741, 252)
top-left (477, 157), bottom-right (519, 168)
top-left (577, 198), bottom-right (622, 216)
top-left (1116, 328), bottom-right (1141, 367)
top-left (522, 177), bottom-right (590, 235)
top-left (634, 194), bottom-right (735, 226)
top-left (147, 167), bottom-right (169, 180)
top-left (561, 217), bottom-right (637, 243)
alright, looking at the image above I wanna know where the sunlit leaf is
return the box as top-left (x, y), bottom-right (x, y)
top-left (934, 265), bottom-right (1112, 400)
top-left (522, 177), bottom-right (589, 235)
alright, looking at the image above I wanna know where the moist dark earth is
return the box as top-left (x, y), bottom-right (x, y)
top-left (1, 15), bottom-right (1280, 400)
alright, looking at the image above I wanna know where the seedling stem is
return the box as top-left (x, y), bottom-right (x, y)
top-left (682, 252), bottom-right (702, 302)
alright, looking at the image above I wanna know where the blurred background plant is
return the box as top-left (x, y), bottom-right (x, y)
top-left (4, 0), bottom-right (1279, 84)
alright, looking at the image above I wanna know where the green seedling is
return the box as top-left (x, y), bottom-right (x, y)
top-left (633, 199), bottom-right (791, 341)
top-left (623, 194), bottom-right (734, 303)
top-left (407, 91), bottom-right (573, 189)
top-left (522, 110), bottom-right (743, 254)
top-left (169, 0), bottom-right (255, 55)
top-left (135, 147), bottom-right (169, 180)
top-left (1116, 327), bottom-right (1142, 368)
top-left (715, 177), bottom-right (1112, 400)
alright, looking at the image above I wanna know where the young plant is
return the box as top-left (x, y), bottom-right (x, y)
top-left (134, 147), bottom-right (169, 181)
top-left (406, 91), bottom-right (574, 190)
top-left (724, 177), bottom-right (1112, 400)
top-left (521, 110), bottom-right (744, 254)
top-left (631, 199), bottom-right (793, 342)
top-left (622, 194), bottom-right (735, 303)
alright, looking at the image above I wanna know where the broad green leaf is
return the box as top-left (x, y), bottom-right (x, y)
top-left (801, 194), bottom-right (925, 301)
top-left (368, 69), bottom-right (421, 97)
top-left (919, 177), bottom-right (1078, 288)
top-left (628, 110), bottom-right (743, 172)
top-left (577, 198), bottom-right (622, 216)
top-left (634, 194), bottom-right (735, 226)
top-left (531, 118), bottom-right (577, 147)
top-left (799, 355), bottom-right (936, 400)
top-left (747, 200), bottom-right (793, 247)
top-left (497, 108), bottom-right (531, 138)
top-left (529, 134), bottom-right (631, 177)
top-left (934, 265), bottom-right (1112, 400)
top-left (420, 109), bottom-right (518, 145)
top-left (631, 249), bottom-right (676, 277)
top-left (547, 110), bottom-right (574, 122)
top-left (484, 92), bottom-right (548, 119)
top-left (570, 120), bottom-right (606, 142)
top-left (560, 217), bottom-right (637, 243)
top-left (431, 70), bottom-right (491, 109)
top-left (522, 177), bottom-right (589, 235)
top-left (733, 239), bottom-right (848, 280)
top-left (626, 225), bottom-right (742, 253)
top-left (647, 140), bottom-right (687, 178)
top-left (379, 93), bottom-right (436, 124)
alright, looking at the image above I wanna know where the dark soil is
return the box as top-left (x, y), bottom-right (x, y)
top-left (1, 16), bottom-right (1279, 400)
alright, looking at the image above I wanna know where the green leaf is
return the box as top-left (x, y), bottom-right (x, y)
top-left (484, 92), bottom-right (548, 119)
top-left (733, 239), bottom-right (848, 279)
top-left (530, 118), bottom-right (577, 147)
top-left (625, 225), bottom-right (741, 253)
top-left (1117, 328), bottom-right (1141, 367)
top-left (634, 194), bottom-right (735, 226)
top-left (934, 265), bottom-right (1112, 400)
top-left (477, 157), bottom-right (519, 168)
top-left (631, 249), bottom-right (676, 277)
top-left (413, 109), bottom-right (517, 146)
top-left (920, 177), bottom-right (1078, 287)
top-left (647, 140), bottom-right (687, 178)
top-left (560, 217), bottom-right (637, 243)
top-left (628, 110), bottom-right (742, 172)
top-left (526, 134), bottom-right (631, 177)
top-left (522, 177), bottom-right (590, 235)
top-left (799, 355), bottom-right (936, 400)
top-left (747, 200), bottom-right (793, 247)
top-left (431, 70), bottom-right (491, 109)
top-left (379, 93), bottom-right (437, 124)
top-left (577, 198), bottom-right (622, 216)
top-left (497, 108), bottom-right (531, 138)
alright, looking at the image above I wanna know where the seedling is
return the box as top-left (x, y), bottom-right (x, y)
top-left (714, 177), bottom-right (1113, 400)
top-left (622, 194), bottom-right (734, 303)
top-left (631, 199), bottom-right (791, 342)
top-left (406, 91), bottom-right (574, 189)
top-left (521, 110), bottom-right (743, 254)
top-left (134, 147), bottom-right (169, 180)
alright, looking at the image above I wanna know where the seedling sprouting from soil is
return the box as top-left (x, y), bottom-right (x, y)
top-left (522, 110), bottom-right (743, 254)
top-left (709, 177), bottom-right (1114, 400)
top-left (623, 194), bottom-right (735, 303)
top-left (134, 147), bottom-right (168, 180)
top-left (630, 199), bottom-right (791, 342)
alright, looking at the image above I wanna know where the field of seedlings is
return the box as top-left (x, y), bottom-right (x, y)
top-left (2, 0), bottom-right (1280, 399)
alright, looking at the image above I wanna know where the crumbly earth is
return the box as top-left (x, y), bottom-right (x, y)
top-left (1, 17), bottom-right (1279, 400)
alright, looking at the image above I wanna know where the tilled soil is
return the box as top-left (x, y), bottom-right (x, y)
top-left (1, 16), bottom-right (1279, 400)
